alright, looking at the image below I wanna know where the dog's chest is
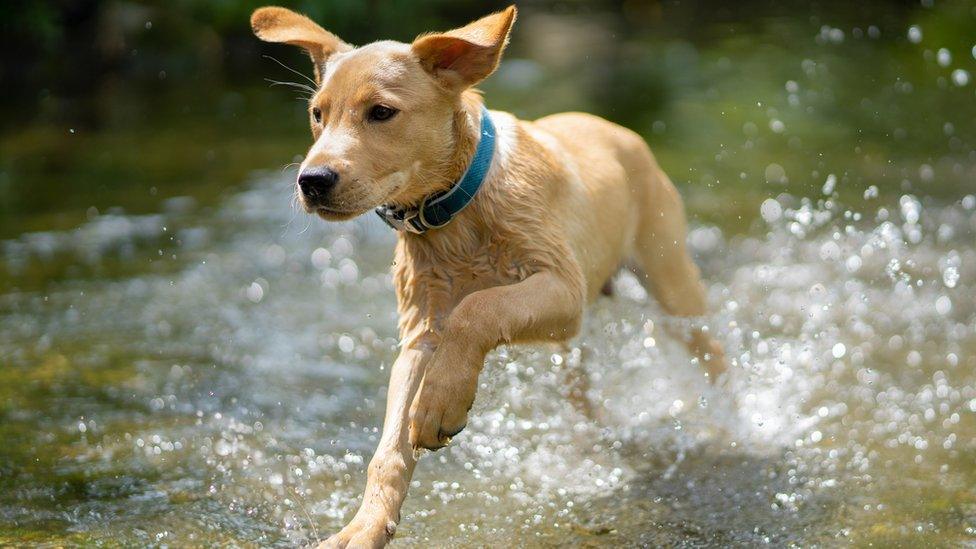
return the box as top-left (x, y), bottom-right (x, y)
top-left (395, 235), bottom-right (532, 314)
top-left (451, 238), bottom-right (530, 288)
top-left (435, 238), bottom-right (527, 285)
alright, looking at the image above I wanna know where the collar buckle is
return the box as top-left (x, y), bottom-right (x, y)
top-left (376, 205), bottom-right (425, 234)
top-left (399, 210), bottom-right (425, 234)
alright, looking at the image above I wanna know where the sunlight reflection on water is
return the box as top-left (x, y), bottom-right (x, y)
top-left (1, 174), bottom-right (974, 546)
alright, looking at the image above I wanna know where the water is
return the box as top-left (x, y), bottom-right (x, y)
top-left (2, 168), bottom-right (974, 545)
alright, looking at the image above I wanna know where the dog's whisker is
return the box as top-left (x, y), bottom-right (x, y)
top-left (295, 198), bottom-right (314, 234)
top-left (262, 54), bottom-right (317, 87)
top-left (290, 487), bottom-right (320, 543)
top-left (265, 78), bottom-right (317, 94)
top-left (281, 180), bottom-right (310, 234)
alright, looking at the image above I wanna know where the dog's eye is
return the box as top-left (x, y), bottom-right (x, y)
top-left (311, 107), bottom-right (322, 124)
top-left (367, 105), bottom-right (398, 122)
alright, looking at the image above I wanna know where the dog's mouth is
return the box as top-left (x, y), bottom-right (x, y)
top-left (314, 205), bottom-right (366, 221)
top-left (297, 192), bottom-right (369, 220)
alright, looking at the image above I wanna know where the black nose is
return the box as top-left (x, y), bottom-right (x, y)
top-left (298, 167), bottom-right (339, 200)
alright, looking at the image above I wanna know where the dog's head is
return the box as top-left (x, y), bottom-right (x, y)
top-left (251, 6), bottom-right (516, 220)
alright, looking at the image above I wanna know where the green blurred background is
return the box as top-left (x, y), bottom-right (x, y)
top-left (2, 0), bottom-right (974, 241)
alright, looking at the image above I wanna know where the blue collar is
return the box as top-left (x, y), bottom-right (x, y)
top-left (375, 106), bottom-right (496, 234)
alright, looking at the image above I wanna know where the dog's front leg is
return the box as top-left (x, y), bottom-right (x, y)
top-left (322, 342), bottom-right (431, 548)
top-left (409, 271), bottom-right (583, 450)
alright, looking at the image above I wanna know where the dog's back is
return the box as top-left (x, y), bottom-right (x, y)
top-left (511, 111), bottom-right (676, 300)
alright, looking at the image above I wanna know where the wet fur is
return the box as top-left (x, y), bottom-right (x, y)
top-left (251, 5), bottom-right (726, 547)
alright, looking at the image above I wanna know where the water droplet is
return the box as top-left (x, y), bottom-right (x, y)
top-left (907, 350), bottom-right (922, 367)
top-left (822, 174), bottom-right (837, 195)
top-left (900, 194), bottom-right (921, 224)
top-left (937, 48), bottom-right (952, 67)
top-left (311, 247), bottom-right (332, 269)
top-left (760, 198), bottom-right (782, 223)
top-left (907, 25), bottom-right (923, 44)
top-left (668, 399), bottom-right (684, 417)
top-left (820, 241), bottom-right (841, 261)
top-left (832, 343), bottom-right (847, 359)
top-left (246, 281), bottom-right (264, 303)
top-left (942, 266), bottom-right (959, 288)
top-left (951, 68), bottom-right (970, 87)
top-left (764, 163), bottom-right (787, 184)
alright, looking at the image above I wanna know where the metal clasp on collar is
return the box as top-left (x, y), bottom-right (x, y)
top-left (400, 210), bottom-right (424, 233)
top-left (376, 205), bottom-right (424, 234)
top-left (376, 196), bottom-right (452, 234)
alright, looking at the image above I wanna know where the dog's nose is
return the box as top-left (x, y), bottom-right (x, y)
top-left (298, 167), bottom-right (340, 200)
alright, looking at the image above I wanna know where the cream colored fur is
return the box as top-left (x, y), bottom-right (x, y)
top-left (251, 6), bottom-right (726, 547)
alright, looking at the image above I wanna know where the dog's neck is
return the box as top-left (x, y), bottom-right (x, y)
top-left (388, 91), bottom-right (484, 209)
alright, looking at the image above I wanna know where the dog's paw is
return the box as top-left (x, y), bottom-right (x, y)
top-left (408, 351), bottom-right (477, 450)
top-left (318, 518), bottom-right (396, 549)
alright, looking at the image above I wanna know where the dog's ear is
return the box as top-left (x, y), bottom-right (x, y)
top-left (412, 5), bottom-right (517, 91)
top-left (251, 7), bottom-right (352, 83)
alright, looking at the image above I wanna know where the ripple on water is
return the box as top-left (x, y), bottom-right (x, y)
top-left (1, 178), bottom-right (975, 546)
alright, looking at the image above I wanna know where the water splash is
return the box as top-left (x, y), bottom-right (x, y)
top-left (1, 177), bottom-right (974, 546)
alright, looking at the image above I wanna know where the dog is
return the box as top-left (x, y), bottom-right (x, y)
top-left (251, 5), bottom-right (727, 546)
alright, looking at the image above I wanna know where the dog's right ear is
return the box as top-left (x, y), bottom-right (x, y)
top-left (250, 7), bottom-right (352, 83)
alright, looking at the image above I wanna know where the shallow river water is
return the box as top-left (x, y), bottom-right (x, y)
top-left (2, 170), bottom-right (974, 546)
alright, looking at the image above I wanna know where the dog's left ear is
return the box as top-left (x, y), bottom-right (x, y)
top-left (412, 6), bottom-right (517, 91)
top-left (251, 6), bottom-right (352, 83)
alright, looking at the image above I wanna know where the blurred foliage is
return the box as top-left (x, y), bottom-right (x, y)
top-left (0, 0), bottom-right (510, 121)
top-left (1, 0), bottom-right (975, 237)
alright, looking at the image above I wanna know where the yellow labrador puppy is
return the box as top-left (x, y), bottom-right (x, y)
top-left (251, 5), bottom-right (726, 546)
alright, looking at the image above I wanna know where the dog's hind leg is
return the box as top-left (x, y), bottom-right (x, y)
top-left (631, 168), bottom-right (727, 382)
